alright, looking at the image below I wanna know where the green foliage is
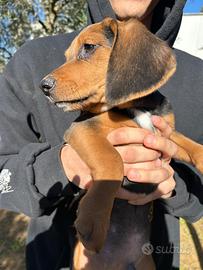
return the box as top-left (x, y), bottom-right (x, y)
top-left (0, 0), bottom-right (87, 70)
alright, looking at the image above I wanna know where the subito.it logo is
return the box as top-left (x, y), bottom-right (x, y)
top-left (142, 243), bottom-right (154, 255)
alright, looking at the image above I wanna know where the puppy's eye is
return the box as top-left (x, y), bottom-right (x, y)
top-left (84, 44), bottom-right (96, 52)
top-left (78, 43), bottom-right (99, 60)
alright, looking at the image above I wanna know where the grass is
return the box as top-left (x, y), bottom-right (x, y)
top-left (0, 210), bottom-right (202, 270)
top-left (180, 218), bottom-right (203, 270)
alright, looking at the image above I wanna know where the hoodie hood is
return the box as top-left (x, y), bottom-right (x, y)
top-left (87, 0), bottom-right (187, 47)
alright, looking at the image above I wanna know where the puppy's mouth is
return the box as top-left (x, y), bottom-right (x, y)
top-left (53, 93), bottom-right (97, 110)
top-left (55, 95), bottom-right (90, 105)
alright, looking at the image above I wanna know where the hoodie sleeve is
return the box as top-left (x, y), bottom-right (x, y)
top-left (0, 46), bottom-right (76, 218)
top-left (160, 160), bottom-right (203, 223)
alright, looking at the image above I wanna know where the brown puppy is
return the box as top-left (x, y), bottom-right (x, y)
top-left (40, 18), bottom-right (203, 269)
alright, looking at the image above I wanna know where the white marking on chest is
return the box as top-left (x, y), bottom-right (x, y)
top-left (100, 104), bottom-right (110, 112)
top-left (134, 110), bottom-right (155, 132)
top-left (0, 169), bottom-right (14, 194)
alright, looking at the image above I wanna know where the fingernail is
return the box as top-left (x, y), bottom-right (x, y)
top-left (145, 135), bottom-right (156, 145)
top-left (151, 115), bottom-right (161, 124)
top-left (155, 159), bottom-right (162, 167)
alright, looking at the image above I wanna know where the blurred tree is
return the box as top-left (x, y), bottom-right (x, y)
top-left (0, 0), bottom-right (87, 70)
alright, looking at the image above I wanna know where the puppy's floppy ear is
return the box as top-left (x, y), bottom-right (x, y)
top-left (102, 17), bottom-right (118, 47)
top-left (105, 18), bottom-right (176, 106)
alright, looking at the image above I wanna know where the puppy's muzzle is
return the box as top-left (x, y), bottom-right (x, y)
top-left (40, 76), bottom-right (56, 96)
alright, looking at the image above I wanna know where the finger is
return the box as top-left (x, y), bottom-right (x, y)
top-left (143, 134), bottom-right (177, 159)
top-left (128, 195), bottom-right (155, 205)
top-left (116, 187), bottom-right (146, 201)
top-left (160, 191), bottom-right (173, 199)
top-left (115, 144), bottom-right (161, 163)
top-left (151, 115), bottom-right (173, 138)
top-left (126, 167), bottom-right (170, 183)
top-left (128, 165), bottom-right (176, 205)
top-left (162, 161), bottom-right (174, 174)
top-left (128, 177), bottom-right (176, 205)
top-left (154, 177), bottom-right (176, 198)
top-left (124, 159), bottom-right (162, 175)
top-left (128, 188), bottom-right (160, 205)
top-left (107, 127), bottom-right (152, 145)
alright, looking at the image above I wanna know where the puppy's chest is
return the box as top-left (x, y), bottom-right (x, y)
top-left (131, 109), bottom-right (155, 132)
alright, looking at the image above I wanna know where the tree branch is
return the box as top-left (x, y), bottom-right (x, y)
top-left (0, 46), bottom-right (12, 59)
top-left (50, 0), bottom-right (60, 30)
top-left (38, 19), bottom-right (49, 33)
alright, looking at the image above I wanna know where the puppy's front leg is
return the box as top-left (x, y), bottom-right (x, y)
top-left (170, 131), bottom-right (203, 173)
top-left (64, 121), bottom-right (124, 252)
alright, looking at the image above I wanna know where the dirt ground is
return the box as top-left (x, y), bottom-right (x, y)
top-left (0, 210), bottom-right (202, 270)
top-left (0, 211), bottom-right (28, 270)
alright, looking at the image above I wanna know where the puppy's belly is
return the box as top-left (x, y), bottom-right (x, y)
top-left (78, 200), bottom-right (151, 269)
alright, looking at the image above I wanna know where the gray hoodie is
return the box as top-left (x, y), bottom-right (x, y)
top-left (0, 0), bottom-right (202, 269)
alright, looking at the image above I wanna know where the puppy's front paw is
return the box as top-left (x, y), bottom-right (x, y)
top-left (74, 195), bottom-right (113, 253)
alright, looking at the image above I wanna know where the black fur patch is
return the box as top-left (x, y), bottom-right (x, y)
top-left (103, 26), bottom-right (115, 46)
top-left (131, 91), bottom-right (173, 116)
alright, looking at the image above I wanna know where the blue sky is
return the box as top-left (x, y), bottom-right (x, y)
top-left (184, 0), bottom-right (203, 13)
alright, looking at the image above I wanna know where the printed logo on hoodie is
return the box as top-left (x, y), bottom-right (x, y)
top-left (0, 169), bottom-right (14, 194)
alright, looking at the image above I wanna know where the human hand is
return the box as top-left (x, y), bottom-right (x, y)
top-left (60, 116), bottom-right (177, 204)
top-left (60, 126), bottom-right (159, 190)
top-left (107, 116), bottom-right (177, 205)
top-left (60, 144), bottom-right (92, 189)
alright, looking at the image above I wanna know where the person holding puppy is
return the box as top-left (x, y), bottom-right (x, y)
top-left (0, 0), bottom-right (202, 269)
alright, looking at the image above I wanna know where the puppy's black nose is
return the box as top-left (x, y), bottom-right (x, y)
top-left (40, 76), bottom-right (56, 95)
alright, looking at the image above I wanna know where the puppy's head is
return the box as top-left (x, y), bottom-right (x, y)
top-left (40, 18), bottom-right (176, 112)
